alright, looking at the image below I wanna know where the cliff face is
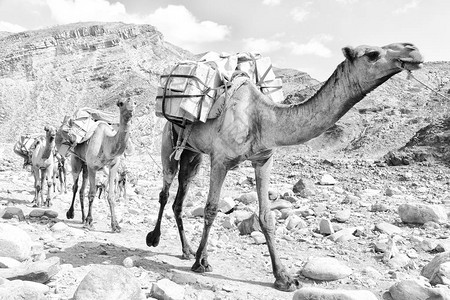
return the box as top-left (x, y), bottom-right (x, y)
top-left (0, 22), bottom-right (192, 151)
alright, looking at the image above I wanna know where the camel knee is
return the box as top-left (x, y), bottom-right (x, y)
top-left (159, 190), bottom-right (169, 205)
top-left (259, 210), bottom-right (276, 234)
top-left (204, 203), bottom-right (219, 225)
top-left (172, 202), bottom-right (182, 217)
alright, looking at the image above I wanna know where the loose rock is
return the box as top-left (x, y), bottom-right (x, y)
top-left (236, 192), bottom-right (258, 205)
top-left (238, 213), bottom-right (261, 235)
top-left (151, 278), bottom-right (185, 300)
top-left (0, 256), bottom-right (60, 283)
top-left (293, 286), bottom-right (378, 300)
top-left (0, 223), bottom-right (32, 262)
top-left (301, 257), bottom-right (352, 281)
top-left (319, 174), bottom-right (337, 185)
top-left (0, 207), bottom-right (25, 221)
top-left (73, 264), bottom-right (144, 300)
top-left (375, 222), bottom-right (403, 235)
top-left (398, 203), bottom-right (448, 224)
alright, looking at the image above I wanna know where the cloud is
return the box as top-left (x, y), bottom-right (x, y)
top-left (145, 5), bottom-right (230, 48)
top-left (288, 35), bottom-right (333, 57)
top-left (44, 1), bottom-right (230, 51)
top-left (46, 0), bottom-right (131, 23)
top-left (335, 0), bottom-right (359, 4)
top-left (242, 34), bottom-right (333, 58)
top-left (262, 0), bottom-right (281, 6)
top-left (0, 21), bottom-right (27, 32)
top-left (393, 0), bottom-right (421, 14)
top-left (290, 7), bottom-right (310, 22)
top-left (242, 37), bottom-right (283, 53)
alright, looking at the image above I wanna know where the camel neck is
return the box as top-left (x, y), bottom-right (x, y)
top-left (267, 61), bottom-right (394, 147)
top-left (42, 138), bottom-right (55, 160)
top-left (109, 114), bottom-right (131, 157)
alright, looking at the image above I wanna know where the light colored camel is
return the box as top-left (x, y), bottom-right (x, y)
top-left (63, 98), bottom-right (135, 232)
top-left (146, 43), bottom-right (423, 291)
top-left (31, 126), bottom-right (57, 207)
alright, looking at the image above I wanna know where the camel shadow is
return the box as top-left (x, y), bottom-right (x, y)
top-left (46, 241), bottom-right (172, 275)
top-left (0, 195), bottom-right (33, 206)
top-left (46, 240), bottom-right (299, 291)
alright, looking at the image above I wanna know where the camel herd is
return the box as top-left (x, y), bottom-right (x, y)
top-left (12, 42), bottom-right (423, 292)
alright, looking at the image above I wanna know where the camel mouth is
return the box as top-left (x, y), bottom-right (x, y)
top-left (397, 58), bottom-right (423, 71)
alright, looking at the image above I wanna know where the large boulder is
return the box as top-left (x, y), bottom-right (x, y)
top-left (0, 223), bottom-right (32, 262)
top-left (398, 204), bottom-right (448, 224)
top-left (73, 264), bottom-right (144, 300)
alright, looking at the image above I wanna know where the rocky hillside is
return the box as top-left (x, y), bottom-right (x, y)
top-left (0, 21), bottom-right (449, 162)
top-left (0, 22), bottom-right (192, 153)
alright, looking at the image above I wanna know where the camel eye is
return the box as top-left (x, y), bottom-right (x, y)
top-left (366, 51), bottom-right (380, 61)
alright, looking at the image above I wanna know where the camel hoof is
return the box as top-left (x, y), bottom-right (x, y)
top-left (146, 230), bottom-right (161, 247)
top-left (274, 277), bottom-right (301, 292)
top-left (82, 223), bottom-right (92, 230)
top-left (191, 261), bottom-right (213, 273)
top-left (111, 223), bottom-right (121, 233)
top-left (181, 251), bottom-right (195, 260)
top-left (66, 210), bottom-right (74, 219)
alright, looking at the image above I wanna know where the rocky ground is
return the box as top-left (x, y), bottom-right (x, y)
top-left (1, 21), bottom-right (450, 300)
top-left (2, 140), bottom-right (450, 300)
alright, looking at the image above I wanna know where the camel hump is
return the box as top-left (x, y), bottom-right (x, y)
top-left (58, 107), bottom-right (118, 148)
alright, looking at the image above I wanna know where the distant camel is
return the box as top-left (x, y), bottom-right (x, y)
top-left (61, 98), bottom-right (135, 232)
top-left (31, 126), bottom-right (57, 207)
top-left (53, 152), bottom-right (67, 194)
top-left (146, 43), bottom-right (423, 291)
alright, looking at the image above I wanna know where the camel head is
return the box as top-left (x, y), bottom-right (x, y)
top-left (342, 42), bottom-right (423, 88)
top-left (44, 125), bottom-right (57, 141)
top-left (117, 97), bottom-right (135, 122)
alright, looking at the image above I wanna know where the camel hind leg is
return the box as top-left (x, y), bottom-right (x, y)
top-left (147, 122), bottom-right (179, 247)
top-left (67, 155), bottom-right (87, 222)
top-left (173, 150), bottom-right (202, 259)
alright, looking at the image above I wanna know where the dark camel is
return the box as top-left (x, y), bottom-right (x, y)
top-left (62, 98), bottom-right (135, 232)
top-left (147, 43), bottom-right (423, 291)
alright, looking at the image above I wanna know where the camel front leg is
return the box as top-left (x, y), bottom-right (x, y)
top-left (33, 167), bottom-right (41, 207)
top-left (85, 167), bottom-right (97, 229)
top-left (39, 168), bottom-right (46, 208)
top-left (253, 156), bottom-right (300, 292)
top-left (45, 167), bottom-right (54, 207)
top-left (192, 160), bottom-right (227, 273)
top-left (106, 162), bottom-right (120, 232)
top-left (67, 173), bottom-right (79, 219)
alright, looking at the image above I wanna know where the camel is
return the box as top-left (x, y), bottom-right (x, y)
top-left (146, 43), bottom-right (423, 291)
top-left (62, 98), bottom-right (135, 232)
top-left (53, 152), bottom-right (67, 194)
top-left (31, 126), bottom-right (57, 207)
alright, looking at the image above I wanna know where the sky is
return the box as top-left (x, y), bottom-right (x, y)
top-left (0, 0), bottom-right (449, 81)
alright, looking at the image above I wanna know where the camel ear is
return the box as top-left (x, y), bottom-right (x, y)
top-left (342, 46), bottom-right (356, 62)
